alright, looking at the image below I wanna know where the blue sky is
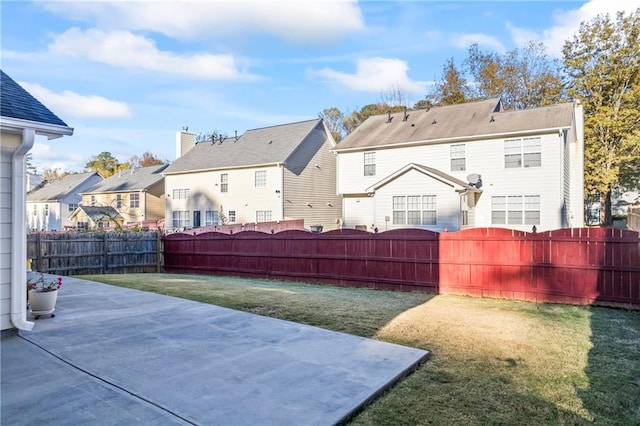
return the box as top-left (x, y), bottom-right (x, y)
top-left (2, 0), bottom-right (638, 173)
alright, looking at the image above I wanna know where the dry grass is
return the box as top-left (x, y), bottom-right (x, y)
top-left (77, 273), bottom-right (640, 425)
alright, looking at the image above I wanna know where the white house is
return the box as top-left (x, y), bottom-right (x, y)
top-left (1, 69), bottom-right (73, 332)
top-left (163, 119), bottom-right (342, 232)
top-left (27, 172), bottom-right (103, 231)
top-left (334, 98), bottom-right (584, 232)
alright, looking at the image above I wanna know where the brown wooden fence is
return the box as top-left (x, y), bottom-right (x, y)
top-left (163, 227), bottom-right (640, 308)
top-left (28, 232), bottom-right (161, 275)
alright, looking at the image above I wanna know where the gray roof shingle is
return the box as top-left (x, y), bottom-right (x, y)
top-left (164, 119), bottom-right (322, 174)
top-left (334, 99), bottom-right (575, 151)
top-left (1, 69), bottom-right (69, 127)
top-left (84, 164), bottom-right (168, 194)
top-left (27, 172), bottom-right (101, 202)
top-left (73, 205), bottom-right (123, 221)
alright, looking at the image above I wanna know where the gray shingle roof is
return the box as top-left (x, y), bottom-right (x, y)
top-left (27, 172), bottom-right (101, 202)
top-left (334, 99), bottom-right (575, 151)
top-left (73, 205), bottom-right (123, 221)
top-left (84, 164), bottom-right (168, 194)
top-left (1, 69), bottom-right (68, 127)
top-left (164, 119), bottom-right (322, 174)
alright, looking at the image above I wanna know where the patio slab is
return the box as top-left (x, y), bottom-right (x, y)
top-left (2, 276), bottom-right (428, 425)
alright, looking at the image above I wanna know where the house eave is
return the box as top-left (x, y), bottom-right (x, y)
top-left (1, 116), bottom-right (74, 140)
top-left (163, 161), bottom-right (282, 176)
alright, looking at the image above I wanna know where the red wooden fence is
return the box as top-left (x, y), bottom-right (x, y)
top-left (163, 227), bottom-right (640, 308)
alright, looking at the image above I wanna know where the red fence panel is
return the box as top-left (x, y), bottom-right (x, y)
top-left (163, 227), bottom-right (640, 308)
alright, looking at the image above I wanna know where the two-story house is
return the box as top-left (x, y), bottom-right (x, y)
top-left (26, 172), bottom-right (103, 231)
top-left (163, 119), bottom-right (342, 232)
top-left (334, 98), bottom-right (584, 232)
top-left (71, 164), bottom-right (168, 230)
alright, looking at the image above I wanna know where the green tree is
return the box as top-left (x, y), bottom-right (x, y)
top-left (84, 152), bottom-right (122, 178)
top-left (563, 9), bottom-right (640, 225)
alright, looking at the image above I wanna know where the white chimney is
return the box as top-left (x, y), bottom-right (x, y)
top-left (175, 128), bottom-right (196, 159)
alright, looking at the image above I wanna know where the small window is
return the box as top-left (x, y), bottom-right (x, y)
top-left (491, 195), bottom-right (540, 226)
top-left (33, 205), bottom-right (37, 216)
top-left (116, 194), bottom-right (122, 209)
top-left (172, 210), bottom-right (190, 229)
top-left (228, 210), bottom-right (236, 223)
top-left (450, 144), bottom-right (466, 171)
top-left (364, 152), bottom-right (376, 176)
top-left (256, 210), bottom-right (272, 222)
top-left (205, 210), bottom-right (219, 226)
top-left (505, 137), bottom-right (541, 168)
top-left (91, 195), bottom-right (96, 206)
top-left (68, 203), bottom-right (78, 213)
top-left (172, 189), bottom-right (190, 199)
top-left (44, 204), bottom-right (49, 216)
top-left (130, 193), bottom-right (140, 208)
top-left (491, 196), bottom-right (506, 224)
top-left (255, 171), bottom-right (266, 187)
top-left (221, 173), bottom-right (228, 192)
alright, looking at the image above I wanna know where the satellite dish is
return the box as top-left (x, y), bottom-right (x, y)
top-left (466, 173), bottom-right (482, 188)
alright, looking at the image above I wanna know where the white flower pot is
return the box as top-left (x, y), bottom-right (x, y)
top-left (28, 289), bottom-right (58, 319)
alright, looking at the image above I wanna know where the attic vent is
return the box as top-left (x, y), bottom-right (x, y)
top-left (432, 119), bottom-right (437, 125)
top-left (268, 140), bottom-right (273, 144)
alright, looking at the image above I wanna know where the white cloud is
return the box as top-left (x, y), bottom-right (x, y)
top-left (40, 1), bottom-right (365, 44)
top-left (311, 57), bottom-right (425, 94)
top-left (452, 33), bottom-right (507, 53)
top-left (48, 28), bottom-right (247, 80)
top-left (508, 0), bottom-right (640, 56)
top-left (19, 82), bottom-right (132, 119)
top-left (30, 141), bottom-right (86, 171)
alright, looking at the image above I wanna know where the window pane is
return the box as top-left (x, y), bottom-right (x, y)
top-left (508, 211), bottom-right (523, 224)
top-left (524, 211), bottom-right (540, 225)
top-left (522, 137), bottom-right (541, 153)
top-left (505, 154), bottom-right (522, 168)
top-left (407, 211), bottom-right (421, 225)
top-left (492, 211), bottom-right (506, 224)
top-left (491, 196), bottom-right (506, 209)
top-left (504, 139), bottom-right (521, 154)
top-left (524, 195), bottom-right (540, 209)
top-left (407, 196), bottom-right (421, 209)
top-left (523, 153), bottom-right (541, 167)
top-left (221, 174), bottom-right (228, 192)
top-left (422, 195), bottom-right (436, 210)
top-left (423, 211), bottom-right (437, 225)
top-left (392, 196), bottom-right (405, 210)
top-left (364, 152), bottom-right (375, 176)
top-left (255, 171), bottom-right (266, 187)
top-left (364, 164), bottom-right (376, 176)
top-left (392, 211), bottom-right (405, 225)
top-left (451, 157), bottom-right (466, 171)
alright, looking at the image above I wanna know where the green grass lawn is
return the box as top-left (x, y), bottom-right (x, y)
top-left (77, 273), bottom-right (640, 425)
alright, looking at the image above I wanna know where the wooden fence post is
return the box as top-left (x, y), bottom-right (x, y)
top-left (156, 231), bottom-right (162, 273)
top-left (103, 233), bottom-right (109, 274)
top-left (37, 233), bottom-right (44, 272)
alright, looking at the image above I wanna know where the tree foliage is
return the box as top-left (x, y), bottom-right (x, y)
top-left (563, 9), bottom-right (640, 225)
top-left (128, 151), bottom-right (167, 168)
top-left (42, 168), bottom-right (70, 182)
top-left (428, 58), bottom-right (468, 106)
top-left (84, 151), bottom-right (123, 178)
top-left (319, 107), bottom-right (346, 142)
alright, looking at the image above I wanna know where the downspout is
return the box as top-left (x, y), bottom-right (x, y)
top-left (11, 128), bottom-right (35, 331)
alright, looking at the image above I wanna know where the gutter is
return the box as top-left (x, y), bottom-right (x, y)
top-left (11, 128), bottom-right (35, 331)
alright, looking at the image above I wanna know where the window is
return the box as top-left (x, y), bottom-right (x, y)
top-left (220, 174), bottom-right (228, 192)
top-left (172, 188), bottom-right (190, 199)
top-left (32, 205), bottom-right (37, 216)
top-left (44, 204), bottom-right (49, 216)
top-left (205, 210), bottom-right (219, 226)
top-left (130, 193), bottom-right (140, 208)
top-left (255, 171), bottom-right (266, 187)
top-left (364, 152), bottom-right (376, 176)
top-left (450, 144), bottom-right (466, 171)
top-left (505, 137), bottom-right (541, 168)
top-left (228, 210), bottom-right (236, 223)
top-left (256, 210), bottom-right (272, 222)
top-left (91, 195), bottom-right (96, 206)
top-left (172, 211), bottom-right (190, 229)
top-left (68, 203), bottom-right (79, 213)
top-left (116, 194), bottom-right (122, 208)
top-left (392, 195), bottom-right (437, 225)
top-left (77, 221), bottom-right (88, 230)
top-left (491, 195), bottom-right (540, 226)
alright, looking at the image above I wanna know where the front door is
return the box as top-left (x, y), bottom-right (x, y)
top-left (193, 211), bottom-right (201, 228)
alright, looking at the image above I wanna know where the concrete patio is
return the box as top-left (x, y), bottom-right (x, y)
top-left (2, 275), bottom-right (428, 425)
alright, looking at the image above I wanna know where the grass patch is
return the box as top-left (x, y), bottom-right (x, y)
top-left (76, 273), bottom-right (640, 425)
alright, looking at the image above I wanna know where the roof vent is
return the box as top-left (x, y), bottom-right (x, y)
top-left (403, 107), bottom-right (409, 122)
top-left (490, 115), bottom-right (495, 122)
top-left (432, 119), bottom-right (437, 125)
top-left (386, 112), bottom-right (393, 123)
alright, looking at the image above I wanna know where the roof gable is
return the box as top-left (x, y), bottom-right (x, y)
top-left (1, 70), bottom-right (68, 127)
top-left (27, 172), bottom-right (102, 202)
top-left (84, 164), bottom-right (168, 194)
top-left (335, 99), bottom-right (575, 151)
top-left (70, 205), bottom-right (123, 221)
top-left (366, 163), bottom-right (479, 193)
top-left (164, 119), bottom-right (322, 174)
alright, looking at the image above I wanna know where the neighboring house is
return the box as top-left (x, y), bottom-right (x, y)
top-left (0, 69), bottom-right (73, 331)
top-left (26, 172), bottom-right (43, 192)
top-left (334, 98), bottom-right (584, 232)
top-left (26, 172), bottom-right (103, 231)
top-left (68, 205), bottom-right (124, 230)
top-left (74, 164), bottom-right (168, 230)
top-left (163, 119), bottom-right (342, 232)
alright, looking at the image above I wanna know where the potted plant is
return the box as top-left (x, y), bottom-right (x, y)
top-left (27, 273), bottom-right (62, 319)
